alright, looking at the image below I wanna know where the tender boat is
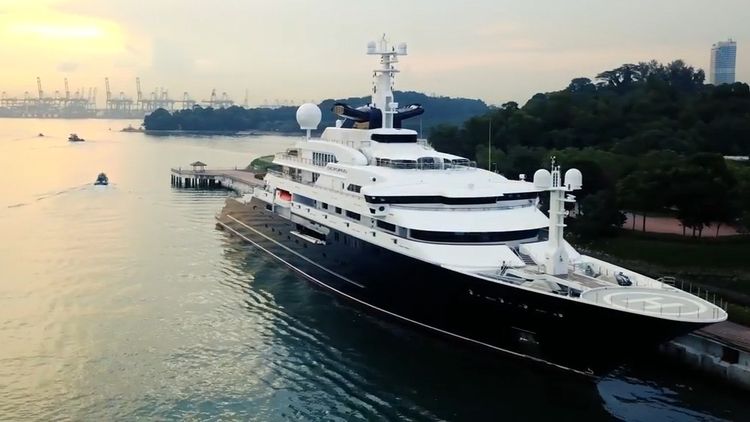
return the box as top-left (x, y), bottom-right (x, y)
top-left (121, 125), bottom-right (143, 132)
top-left (68, 133), bottom-right (85, 142)
top-left (94, 173), bottom-right (108, 186)
top-left (216, 37), bottom-right (727, 374)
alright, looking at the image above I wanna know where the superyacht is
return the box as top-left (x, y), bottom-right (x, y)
top-left (218, 37), bottom-right (727, 373)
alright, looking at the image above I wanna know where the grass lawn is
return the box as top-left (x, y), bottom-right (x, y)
top-left (583, 231), bottom-right (750, 272)
top-left (580, 231), bottom-right (750, 325)
top-left (247, 155), bottom-right (277, 172)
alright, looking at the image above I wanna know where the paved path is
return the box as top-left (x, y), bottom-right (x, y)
top-left (624, 213), bottom-right (740, 237)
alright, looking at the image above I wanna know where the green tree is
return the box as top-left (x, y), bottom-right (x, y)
top-left (573, 190), bottom-right (626, 238)
top-left (143, 108), bottom-right (178, 130)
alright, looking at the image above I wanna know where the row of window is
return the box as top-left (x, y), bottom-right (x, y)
top-left (365, 192), bottom-right (538, 205)
top-left (321, 200), bottom-right (537, 244)
top-left (312, 152), bottom-right (337, 166)
top-left (321, 201), bottom-right (361, 221)
top-left (286, 195), bottom-right (537, 245)
top-left (373, 157), bottom-right (474, 170)
top-left (409, 229), bottom-right (539, 243)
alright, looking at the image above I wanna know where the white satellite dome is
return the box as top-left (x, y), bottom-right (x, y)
top-left (296, 103), bottom-right (322, 130)
top-left (564, 168), bottom-right (583, 190)
top-left (533, 169), bottom-right (552, 189)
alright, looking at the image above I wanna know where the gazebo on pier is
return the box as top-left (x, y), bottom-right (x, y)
top-left (190, 161), bottom-right (207, 172)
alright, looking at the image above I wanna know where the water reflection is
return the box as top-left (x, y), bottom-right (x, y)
top-left (0, 118), bottom-right (746, 421)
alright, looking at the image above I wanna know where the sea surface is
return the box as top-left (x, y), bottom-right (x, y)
top-left (0, 118), bottom-right (747, 421)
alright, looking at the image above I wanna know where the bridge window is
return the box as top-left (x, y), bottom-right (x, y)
top-left (371, 134), bottom-right (418, 143)
top-left (347, 184), bottom-right (362, 193)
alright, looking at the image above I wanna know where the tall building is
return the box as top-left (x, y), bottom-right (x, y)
top-left (710, 39), bottom-right (737, 85)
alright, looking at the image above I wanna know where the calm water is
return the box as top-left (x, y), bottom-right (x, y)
top-left (0, 119), bottom-right (747, 421)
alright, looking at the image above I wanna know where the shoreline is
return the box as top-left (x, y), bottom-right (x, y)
top-left (141, 129), bottom-right (304, 137)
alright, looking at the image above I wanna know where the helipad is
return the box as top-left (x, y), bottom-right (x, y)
top-left (581, 287), bottom-right (727, 322)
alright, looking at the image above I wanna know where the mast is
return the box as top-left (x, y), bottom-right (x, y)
top-left (367, 35), bottom-right (407, 129)
top-left (547, 159), bottom-right (566, 275)
top-left (534, 158), bottom-right (583, 276)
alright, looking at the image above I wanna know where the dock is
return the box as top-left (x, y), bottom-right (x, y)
top-left (170, 166), bottom-right (264, 194)
top-left (662, 321), bottom-right (750, 390)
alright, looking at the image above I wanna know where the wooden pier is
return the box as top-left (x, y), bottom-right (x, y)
top-left (170, 166), bottom-right (264, 193)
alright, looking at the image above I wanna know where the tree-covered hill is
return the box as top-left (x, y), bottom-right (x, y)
top-left (429, 60), bottom-right (750, 238)
top-left (143, 91), bottom-right (488, 133)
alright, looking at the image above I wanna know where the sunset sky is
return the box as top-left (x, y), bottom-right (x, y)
top-left (1, 0), bottom-right (748, 106)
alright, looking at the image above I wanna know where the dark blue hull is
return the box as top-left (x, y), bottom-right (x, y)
top-left (218, 199), bottom-right (709, 375)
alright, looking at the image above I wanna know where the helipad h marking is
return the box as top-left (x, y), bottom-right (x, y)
top-left (600, 291), bottom-right (708, 317)
top-left (627, 297), bottom-right (683, 310)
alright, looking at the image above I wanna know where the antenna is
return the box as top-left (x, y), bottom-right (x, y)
top-left (367, 35), bottom-right (408, 129)
top-left (488, 118), bottom-right (492, 171)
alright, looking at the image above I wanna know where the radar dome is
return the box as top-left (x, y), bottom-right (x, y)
top-left (533, 169), bottom-right (551, 189)
top-left (296, 103), bottom-right (322, 130)
top-left (564, 168), bottom-right (583, 190)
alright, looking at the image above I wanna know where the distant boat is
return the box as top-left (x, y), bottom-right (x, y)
top-left (68, 133), bottom-right (85, 142)
top-left (121, 125), bottom-right (143, 132)
top-left (94, 173), bottom-right (108, 186)
top-left (38, 133), bottom-right (44, 137)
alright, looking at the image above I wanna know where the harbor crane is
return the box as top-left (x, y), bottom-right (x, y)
top-left (202, 89), bottom-right (234, 108)
top-left (104, 77), bottom-right (133, 114)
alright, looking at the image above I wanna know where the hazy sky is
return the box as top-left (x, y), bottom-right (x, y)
top-left (1, 0), bottom-right (748, 106)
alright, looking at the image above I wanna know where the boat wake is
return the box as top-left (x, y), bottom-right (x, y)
top-left (6, 183), bottom-right (105, 209)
